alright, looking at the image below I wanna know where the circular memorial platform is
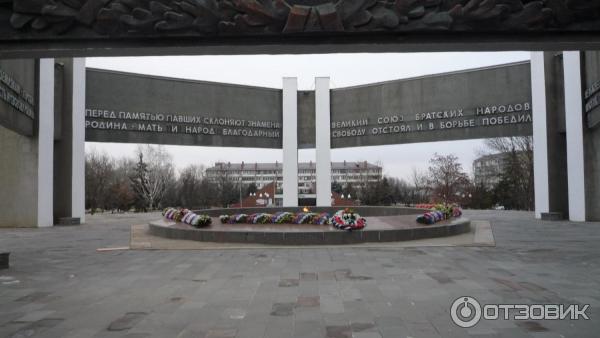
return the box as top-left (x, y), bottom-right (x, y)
top-left (148, 207), bottom-right (470, 246)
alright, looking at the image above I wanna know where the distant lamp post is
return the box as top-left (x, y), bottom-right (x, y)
top-left (348, 194), bottom-right (352, 199)
top-left (259, 193), bottom-right (263, 198)
top-left (341, 194), bottom-right (345, 199)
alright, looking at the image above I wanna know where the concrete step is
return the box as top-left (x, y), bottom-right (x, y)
top-left (541, 212), bottom-right (564, 221)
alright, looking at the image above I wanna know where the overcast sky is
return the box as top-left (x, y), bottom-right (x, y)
top-left (85, 51), bottom-right (530, 180)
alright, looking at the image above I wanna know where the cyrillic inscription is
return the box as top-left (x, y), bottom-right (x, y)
top-left (0, 67), bottom-right (35, 119)
top-left (85, 109), bottom-right (281, 139)
top-left (331, 102), bottom-right (532, 139)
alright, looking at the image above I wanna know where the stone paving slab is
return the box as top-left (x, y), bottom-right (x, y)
top-left (0, 211), bottom-right (598, 337)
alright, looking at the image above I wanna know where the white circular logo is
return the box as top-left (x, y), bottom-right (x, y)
top-left (451, 296), bottom-right (482, 328)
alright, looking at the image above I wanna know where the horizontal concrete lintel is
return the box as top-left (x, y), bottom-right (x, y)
top-left (3, 34), bottom-right (600, 59)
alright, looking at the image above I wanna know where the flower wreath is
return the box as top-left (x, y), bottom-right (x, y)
top-left (248, 213), bottom-right (273, 224)
top-left (163, 208), bottom-right (211, 227)
top-left (330, 208), bottom-right (366, 231)
top-left (219, 211), bottom-right (331, 225)
top-left (272, 212), bottom-right (295, 224)
top-left (416, 204), bottom-right (462, 225)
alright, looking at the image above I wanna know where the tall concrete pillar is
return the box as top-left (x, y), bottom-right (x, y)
top-left (315, 77), bottom-right (331, 207)
top-left (71, 58), bottom-right (86, 223)
top-left (531, 52), bottom-right (550, 219)
top-left (282, 77), bottom-right (298, 207)
top-left (54, 58), bottom-right (86, 224)
top-left (563, 52), bottom-right (586, 222)
top-left (530, 52), bottom-right (569, 220)
top-left (37, 59), bottom-right (55, 228)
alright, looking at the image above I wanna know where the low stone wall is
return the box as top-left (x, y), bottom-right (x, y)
top-left (148, 217), bottom-right (470, 246)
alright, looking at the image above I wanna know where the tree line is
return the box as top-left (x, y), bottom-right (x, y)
top-left (85, 145), bottom-right (241, 213)
top-left (86, 137), bottom-right (534, 213)
top-left (351, 136), bottom-right (534, 210)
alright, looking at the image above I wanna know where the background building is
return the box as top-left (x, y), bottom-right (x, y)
top-left (206, 161), bottom-right (382, 204)
top-left (473, 153), bottom-right (509, 189)
top-left (473, 151), bottom-right (531, 189)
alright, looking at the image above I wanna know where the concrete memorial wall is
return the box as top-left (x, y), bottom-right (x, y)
top-left (328, 62), bottom-right (532, 148)
top-left (85, 69), bottom-right (283, 148)
top-left (585, 53), bottom-right (600, 130)
top-left (0, 59), bottom-right (36, 136)
top-left (87, 63), bottom-right (533, 149)
top-left (0, 59), bottom-right (38, 227)
top-left (582, 51), bottom-right (600, 221)
top-left (0, 123), bottom-right (39, 227)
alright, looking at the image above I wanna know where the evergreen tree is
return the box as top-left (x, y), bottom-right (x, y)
top-left (129, 153), bottom-right (150, 212)
top-left (331, 181), bottom-right (343, 194)
top-left (245, 182), bottom-right (258, 196)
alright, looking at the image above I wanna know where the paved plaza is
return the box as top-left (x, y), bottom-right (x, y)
top-left (0, 211), bottom-right (598, 338)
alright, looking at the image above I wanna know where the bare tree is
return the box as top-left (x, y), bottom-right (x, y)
top-left (411, 167), bottom-right (431, 204)
top-left (214, 167), bottom-right (239, 208)
top-left (485, 136), bottom-right (534, 210)
top-left (427, 153), bottom-right (470, 204)
top-left (130, 145), bottom-right (174, 211)
top-left (389, 177), bottom-right (410, 205)
top-left (177, 164), bottom-right (206, 208)
top-left (85, 149), bottom-right (114, 213)
top-left (107, 157), bottom-right (136, 212)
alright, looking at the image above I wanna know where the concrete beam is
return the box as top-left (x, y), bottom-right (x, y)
top-left (4, 35), bottom-right (600, 59)
top-left (315, 77), bottom-right (331, 207)
top-left (563, 52), bottom-right (587, 222)
top-left (282, 77), bottom-right (298, 207)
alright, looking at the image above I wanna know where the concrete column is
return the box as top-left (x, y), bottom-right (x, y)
top-left (563, 52), bottom-right (587, 221)
top-left (315, 77), bottom-right (332, 206)
top-left (282, 77), bottom-right (298, 207)
top-left (71, 58), bottom-right (86, 222)
top-left (531, 52), bottom-right (550, 219)
top-left (37, 59), bottom-right (54, 227)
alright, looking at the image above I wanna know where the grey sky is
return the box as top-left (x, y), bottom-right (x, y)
top-left (85, 51), bottom-right (530, 180)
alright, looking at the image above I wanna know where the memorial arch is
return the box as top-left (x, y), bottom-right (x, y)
top-left (81, 61), bottom-right (535, 208)
top-left (0, 1), bottom-right (599, 226)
